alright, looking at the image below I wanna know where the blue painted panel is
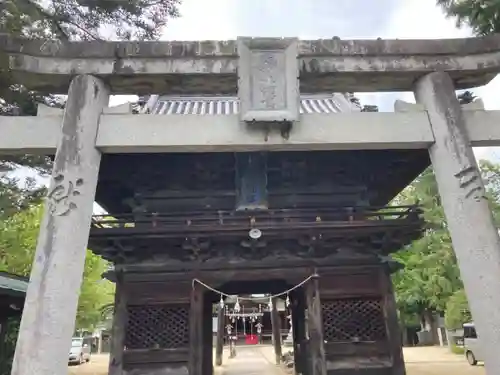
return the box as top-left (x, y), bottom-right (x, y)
top-left (235, 152), bottom-right (268, 210)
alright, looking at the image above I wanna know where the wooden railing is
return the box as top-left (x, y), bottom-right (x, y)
top-left (90, 205), bottom-right (422, 239)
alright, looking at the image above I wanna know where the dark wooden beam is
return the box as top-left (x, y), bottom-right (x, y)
top-left (271, 297), bottom-right (283, 364)
top-left (0, 318), bottom-right (7, 365)
top-left (202, 297), bottom-right (214, 375)
top-left (108, 273), bottom-right (128, 375)
top-left (113, 264), bottom-right (389, 286)
top-left (215, 305), bottom-right (225, 366)
top-left (381, 267), bottom-right (406, 375)
top-left (306, 273), bottom-right (327, 375)
top-left (291, 291), bottom-right (306, 375)
top-left (188, 282), bottom-right (204, 375)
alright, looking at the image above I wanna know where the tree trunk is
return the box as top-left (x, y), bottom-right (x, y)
top-left (422, 310), bottom-right (440, 345)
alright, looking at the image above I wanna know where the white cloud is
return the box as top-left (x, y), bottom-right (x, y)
top-left (381, 0), bottom-right (471, 39)
top-left (374, 0), bottom-right (500, 162)
top-left (161, 0), bottom-right (239, 40)
top-left (109, 0), bottom-right (240, 106)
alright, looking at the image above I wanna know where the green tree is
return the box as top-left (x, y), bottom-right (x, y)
top-left (2, 0), bottom-right (180, 41)
top-left (392, 160), bottom-right (500, 335)
top-left (0, 206), bottom-right (114, 374)
top-left (0, 204), bottom-right (114, 330)
top-left (437, 0), bottom-right (500, 35)
top-left (76, 251), bottom-right (115, 330)
top-left (444, 289), bottom-right (472, 330)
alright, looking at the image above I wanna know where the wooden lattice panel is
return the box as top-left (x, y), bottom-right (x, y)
top-left (321, 298), bottom-right (387, 342)
top-left (125, 305), bottom-right (189, 349)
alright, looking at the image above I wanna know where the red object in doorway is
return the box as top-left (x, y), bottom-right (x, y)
top-left (245, 335), bottom-right (258, 345)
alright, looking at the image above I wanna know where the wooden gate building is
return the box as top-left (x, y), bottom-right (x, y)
top-left (5, 35), bottom-right (500, 375)
top-left (87, 92), bottom-right (426, 374)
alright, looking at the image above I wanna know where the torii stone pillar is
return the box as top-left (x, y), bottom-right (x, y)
top-left (414, 71), bottom-right (500, 375)
top-left (11, 75), bottom-right (109, 375)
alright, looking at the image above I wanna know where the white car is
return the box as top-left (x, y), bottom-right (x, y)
top-left (463, 322), bottom-right (481, 366)
top-left (68, 337), bottom-right (92, 365)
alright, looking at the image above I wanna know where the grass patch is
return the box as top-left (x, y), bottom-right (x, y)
top-left (451, 344), bottom-right (465, 355)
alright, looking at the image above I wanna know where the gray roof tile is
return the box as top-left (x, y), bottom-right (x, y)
top-left (0, 272), bottom-right (28, 294)
top-left (149, 94), bottom-right (357, 115)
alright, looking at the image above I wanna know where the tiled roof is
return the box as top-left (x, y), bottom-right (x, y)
top-left (148, 93), bottom-right (357, 115)
top-left (0, 272), bottom-right (28, 294)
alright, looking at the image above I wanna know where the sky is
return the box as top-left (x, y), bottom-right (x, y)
top-left (111, 0), bottom-right (500, 162)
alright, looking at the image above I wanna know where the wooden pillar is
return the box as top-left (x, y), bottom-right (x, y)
top-left (305, 274), bottom-right (326, 375)
top-left (202, 297), bottom-right (213, 375)
top-left (189, 283), bottom-right (204, 375)
top-left (108, 274), bottom-right (128, 375)
top-left (11, 75), bottom-right (109, 375)
top-left (97, 331), bottom-right (103, 354)
top-left (0, 319), bottom-right (7, 367)
top-left (381, 267), bottom-right (405, 375)
top-left (215, 304), bottom-right (225, 366)
top-left (271, 297), bottom-right (282, 364)
top-left (292, 292), bottom-right (306, 375)
top-left (414, 71), bottom-right (500, 375)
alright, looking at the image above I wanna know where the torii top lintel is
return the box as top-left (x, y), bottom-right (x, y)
top-left (3, 34), bottom-right (500, 95)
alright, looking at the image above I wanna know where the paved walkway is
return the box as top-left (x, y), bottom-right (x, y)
top-left (69, 346), bottom-right (484, 375)
top-left (219, 346), bottom-right (284, 375)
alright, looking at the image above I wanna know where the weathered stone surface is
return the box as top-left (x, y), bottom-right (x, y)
top-left (395, 99), bottom-right (485, 112)
top-left (0, 111), bottom-right (436, 154)
top-left (7, 109), bottom-right (500, 154)
top-left (3, 34), bottom-right (500, 94)
top-left (393, 100), bottom-right (425, 113)
top-left (462, 99), bottom-right (485, 110)
top-left (238, 37), bottom-right (299, 123)
top-left (414, 71), bottom-right (500, 375)
top-left (11, 75), bottom-right (109, 375)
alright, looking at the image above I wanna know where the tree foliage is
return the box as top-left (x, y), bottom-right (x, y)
top-left (0, 317), bottom-right (21, 375)
top-left (0, 204), bottom-right (115, 330)
top-left (1, 0), bottom-right (180, 41)
top-left (445, 289), bottom-right (472, 330)
top-left (0, 204), bottom-right (114, 372)
top-left (347, 93), bottom-right (380, 112)
top-left (437, 0), bottom-right (500, 35)
top-left (393, 160), bottom-right (500, 329)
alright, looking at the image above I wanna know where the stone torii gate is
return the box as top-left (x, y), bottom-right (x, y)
top-left (3, 34), bottom-right (500, 375)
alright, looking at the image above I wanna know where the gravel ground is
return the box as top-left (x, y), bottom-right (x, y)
top-left (68, 346), bottom-right (485, 375)
top-left (404, 347), bottom-right (484, 375)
